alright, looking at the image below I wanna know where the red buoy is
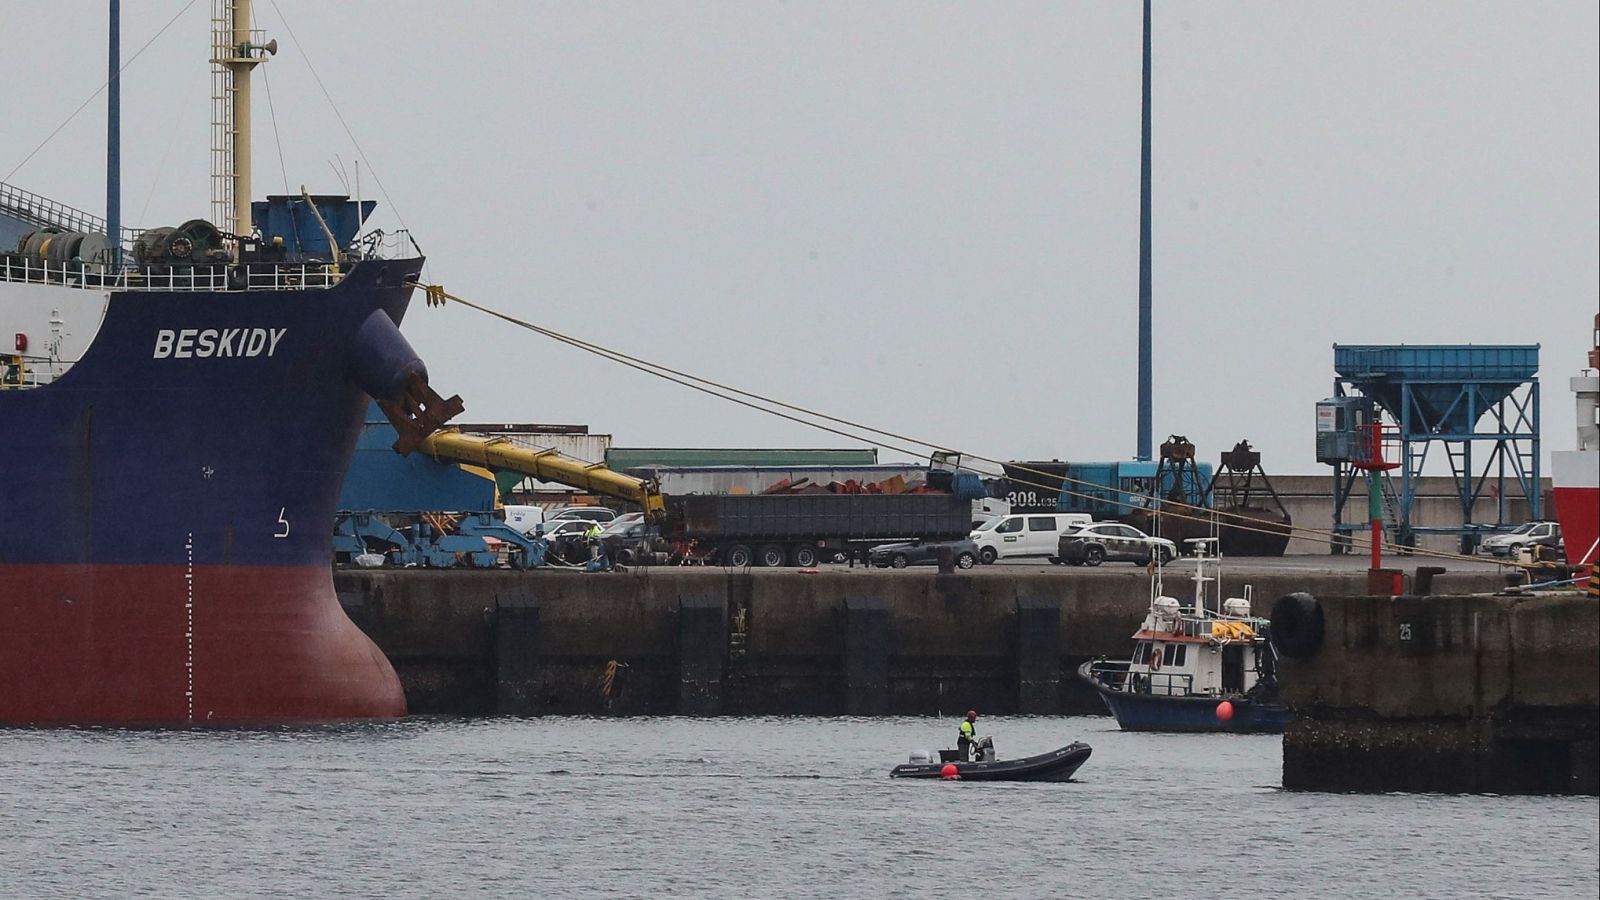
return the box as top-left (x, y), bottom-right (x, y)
top-left (1215, 700), bottom-right (1235, 721)
top-left (940, 763), bottom-right (959, 780)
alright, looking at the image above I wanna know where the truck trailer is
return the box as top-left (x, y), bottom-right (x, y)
top-left (670, 492), bottom-right (974, 567)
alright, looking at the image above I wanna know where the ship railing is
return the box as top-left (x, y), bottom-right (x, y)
top-left (0, 255), bottom-right (347, 292)
top-left (237, 263), bottom-right (344, 290)
top-left (0, 352), bottom-right (66, 390)
top-left (350, 228), bottom-right (418, 261)
top-left (1086, 661), bottom-right (1195, 697)
top-left (1, 182), bottom-right (110, 236)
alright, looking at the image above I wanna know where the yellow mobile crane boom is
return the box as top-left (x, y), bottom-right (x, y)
top-left (418, 429), bottom-right (667, 519)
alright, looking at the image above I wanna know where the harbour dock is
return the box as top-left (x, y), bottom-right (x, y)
top-left (1277, 589), bottom-right (1598, 795)
top-left (335, 561), bottom-right (1511, 718)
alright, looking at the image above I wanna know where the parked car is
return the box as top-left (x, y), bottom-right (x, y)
top-left (868, 538), bottom-right (979, 570)
top-left (547, 506), bottom-right (618, 524)
top-left (1479, 520), bottom-right (1562, 558)
top-left (547, 515), bottom-right (638, 563)
top-left (1055, 522), bottom-right (1177, 566)
top-left (533, 519), bottom-right (592, 541)
top-left (600, 519), bottom-right (671, 565)
top-left (969, 512), bottom-right (1092, 564)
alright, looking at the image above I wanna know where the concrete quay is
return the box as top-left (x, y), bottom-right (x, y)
top-left (334, 560), bottom-right (1509, 719)
top-left (1277, 591), bottom-right (1599, 795)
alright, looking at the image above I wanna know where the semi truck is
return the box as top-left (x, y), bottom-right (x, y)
top-left (412, 430), bottom-right (978, 568)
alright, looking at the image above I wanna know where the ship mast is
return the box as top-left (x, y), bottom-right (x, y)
top-left (209, 0), bottom-right (275, 243)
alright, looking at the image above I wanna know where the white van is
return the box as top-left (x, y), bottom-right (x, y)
top-left (970, 512), bottom-right (1092, 564)
top-left (502, 505), bottom-right (548, 535)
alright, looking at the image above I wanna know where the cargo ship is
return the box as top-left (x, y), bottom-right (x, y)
top-left (0, 2), bottom-right (457, 725)
top-left (1551, 315), bottom-right (1599, 569)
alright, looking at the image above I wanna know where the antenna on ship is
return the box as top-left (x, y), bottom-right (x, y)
top-left (210, 0), bottom-right (276, 252)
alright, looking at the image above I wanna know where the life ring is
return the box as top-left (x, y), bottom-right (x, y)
top-left (1149, 646), bottom-right (1163, 672)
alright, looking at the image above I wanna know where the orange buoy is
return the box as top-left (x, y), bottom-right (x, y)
top-left (1216, 700), bottom-right (1235, 721)
top-left (940, 763), bottom-right (959, 780)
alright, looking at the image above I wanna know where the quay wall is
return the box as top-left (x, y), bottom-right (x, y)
top-left (1278, 592), bottom-right (1598, 795)
top-left (335, 566), bottom-right (1506, 718)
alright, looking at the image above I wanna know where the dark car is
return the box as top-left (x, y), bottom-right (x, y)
top-left (868, 538), bottom-right (978, 569)
top-left (1055, 522), bottom-right (1176, 566)
top-left (599, 520), bottom-right (672, 566)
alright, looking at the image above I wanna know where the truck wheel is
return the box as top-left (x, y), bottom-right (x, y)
top-left (791, 545), bottom-right (819, 568)
top-left (725, 544), bottom-right (753, 567)
top-left (979, 547), bottom-right (998, 565)
top-left (616, 548), bottom-right (636, 566)
top-left (956, 551), bottom-right (976, 569)
top-left (757, 544), bottom-right (786, 567)
top-left (890, 553), bottom-right (910, 569)
top-left (1083, 545), bottom-right (1105, 567)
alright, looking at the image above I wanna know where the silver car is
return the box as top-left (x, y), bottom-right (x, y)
top-left (1055, 522), bottom-right (1177, 566)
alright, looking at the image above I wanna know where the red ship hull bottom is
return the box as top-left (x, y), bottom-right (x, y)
top-left (1552, 486), bottom-right (1600, 568)
top-left (0, 564), bottom-right (405, 726)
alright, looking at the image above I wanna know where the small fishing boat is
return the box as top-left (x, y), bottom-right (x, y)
top-left (1079, 540), bottom-right (1293, 733)
top-left (889, 741), bottom-right (1092, 782)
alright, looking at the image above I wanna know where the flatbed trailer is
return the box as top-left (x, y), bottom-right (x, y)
top-left (671, 493), bottom-right (973, 567)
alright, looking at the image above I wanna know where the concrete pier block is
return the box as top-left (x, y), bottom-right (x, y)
top-left (1016, 594), bottom-right (1061, 714)
top-left (677, 592), bottom-right (726, 715)
top-left (495, 593), bottom-right (540, 716)
top-left (843, 595), bottom-right (890, 715)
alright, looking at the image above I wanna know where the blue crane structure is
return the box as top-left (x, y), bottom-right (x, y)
top-left (1320, 344), bottom-right (1540, 553)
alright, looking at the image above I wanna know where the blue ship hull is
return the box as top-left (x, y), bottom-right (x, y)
top-left (1078, 662), bottom-right (1294, 733)
top-left (0, 258), bottom-right (435, 725)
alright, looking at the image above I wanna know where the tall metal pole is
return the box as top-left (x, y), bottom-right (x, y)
top-left (1136, 0), bottom-right (1154, 461)
top-left (107, 0), bottom-right (121, 262)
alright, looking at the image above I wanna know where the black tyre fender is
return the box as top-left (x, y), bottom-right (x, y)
top-left (1270, 591), bottom-right (1325, 659)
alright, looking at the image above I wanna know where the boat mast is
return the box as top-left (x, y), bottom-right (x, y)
top-left (210, 0), bottom-right (275, 243)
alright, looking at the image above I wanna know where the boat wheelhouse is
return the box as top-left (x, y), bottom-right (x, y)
top-left (1079, 540), bottom-right (1293, 732)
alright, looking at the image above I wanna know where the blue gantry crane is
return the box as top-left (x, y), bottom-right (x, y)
top-left (1318, 344), bottom-right (1540, 553)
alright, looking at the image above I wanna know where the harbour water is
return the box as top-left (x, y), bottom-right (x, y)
top-left (2, 716), bottom-right (1595, 899)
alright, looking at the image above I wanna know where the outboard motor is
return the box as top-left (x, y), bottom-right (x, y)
top-left (908, 749), bottom-right (936, 765)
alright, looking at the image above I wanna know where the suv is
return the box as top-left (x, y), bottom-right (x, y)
top-left (1055, 522), bottom-right (1176, 566)
top-left (969, 512), bottom-right (1091, 564)
top-left (1479, 521), bottom-right (1562, 558)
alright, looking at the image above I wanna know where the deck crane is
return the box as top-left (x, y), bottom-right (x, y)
top-left (416, 428), bottom-right (667, 520)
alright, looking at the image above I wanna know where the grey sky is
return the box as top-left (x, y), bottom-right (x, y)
top-left (5, 2), bottom-right (1596, 474)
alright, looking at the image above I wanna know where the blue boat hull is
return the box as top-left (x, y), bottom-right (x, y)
top-left (1078, 661), bottom-right (1294, 733)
